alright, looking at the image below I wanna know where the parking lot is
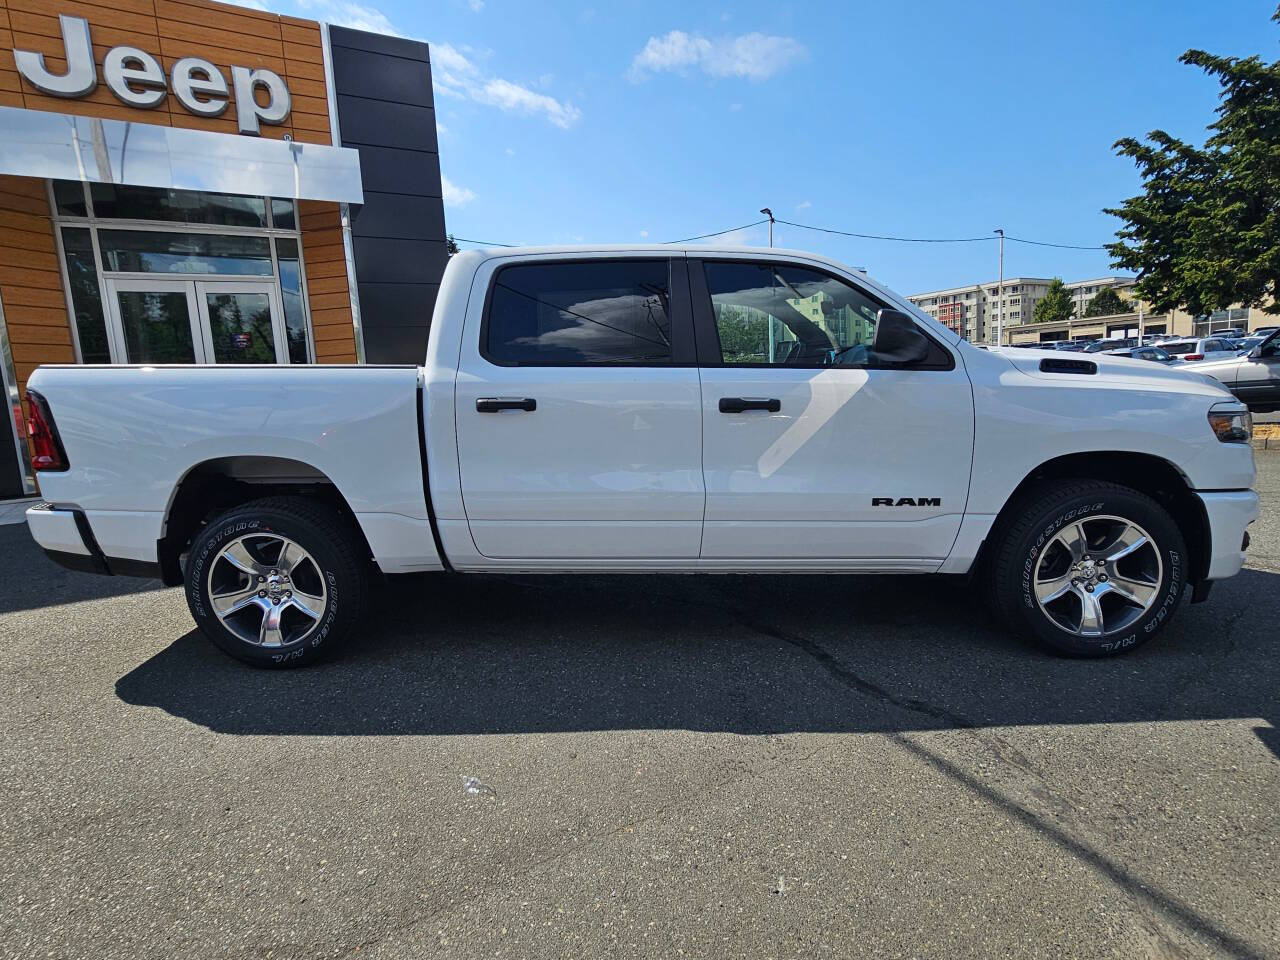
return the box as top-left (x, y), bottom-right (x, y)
top-left (0, 455), bottom-right (1276, 960)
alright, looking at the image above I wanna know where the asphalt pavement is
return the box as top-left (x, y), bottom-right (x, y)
top-left (1, 455), bottom-right (1278, 959)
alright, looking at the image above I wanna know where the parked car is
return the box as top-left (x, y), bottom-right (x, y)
top-left (1159, 337), bottom-right (1241, 364)
top-left (1232, 336), bottom-right (1267, 355)
top-left (1084, 337), bottom-right (1139, 353)
top-left (1104, 345), bottom-right (1177, 365)
top-left (1254, 325), bottom-right (1278, 338)
top-left (23, 245), bottom-right (1259, 665)
top-left (1192, 329), bottom-right (1280, 412)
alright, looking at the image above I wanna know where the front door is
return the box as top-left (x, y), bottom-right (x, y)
top-left (1234, 335), bottom-right (1280, 408)
top-left (453, 256), bottom-right (704, 560)
top-left (691, 257), bottom-right (975, 565)
top-left (105, 279), bottom-right (286, 364)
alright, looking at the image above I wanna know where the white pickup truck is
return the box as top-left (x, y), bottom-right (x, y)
top-left (24, 246), bottom-right (1260, 666)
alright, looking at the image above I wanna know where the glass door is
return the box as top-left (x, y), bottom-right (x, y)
top-left (105, 279), bottom-right (202, 364)
top-left (105, 279), bottom-right (287, 364)
top-left (195, 281), bottom-right (287, 364)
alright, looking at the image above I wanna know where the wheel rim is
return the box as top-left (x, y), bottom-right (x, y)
top-left (1032, 514), bottom-right (1163, 638)
top-left (206, 533), bottom-right (327, 648)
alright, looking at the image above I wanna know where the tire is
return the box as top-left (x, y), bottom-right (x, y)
top-left (987, 480), bottom-right (1187, 657)
top-left (184, 496), bottom-right (365, 668)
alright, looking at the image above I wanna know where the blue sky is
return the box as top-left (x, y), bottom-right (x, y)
top-left (253, 0), bottom-right (1275, 295)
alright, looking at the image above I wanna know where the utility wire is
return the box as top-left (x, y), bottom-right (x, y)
top-left (1005, 235), bottom-right (1107, 250)
top-left (451, 236), bottom-right (517, 247)
top-left (666, 219), bottom-right (770, 243)
top-left (774, 217), bottom-right (991, 244)
top-left (449, 221), bottom-right (1109, 251)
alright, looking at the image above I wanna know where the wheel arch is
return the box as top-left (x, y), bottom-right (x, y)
top-left (984, 451), bottom-right (1211, 584)
top-left (158, 456), bottom-right (373, 586)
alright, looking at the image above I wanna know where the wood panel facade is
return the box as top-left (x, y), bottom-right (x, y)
top-left (0, 0), bottom-right (358, 486)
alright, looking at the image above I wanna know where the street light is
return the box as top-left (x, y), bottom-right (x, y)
top-left (760, 207), bottom-right (774, 247)
top-left (994, 228), bottom-right (1005, 346)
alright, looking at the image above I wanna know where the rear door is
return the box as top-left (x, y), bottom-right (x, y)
top-left (453, 256), bottom-right (704, 559)
top-left (691, 256), bottom-right (975, 565)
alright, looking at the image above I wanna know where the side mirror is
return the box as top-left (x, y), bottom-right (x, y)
top-left (872, 309), bottom-right (930, 364)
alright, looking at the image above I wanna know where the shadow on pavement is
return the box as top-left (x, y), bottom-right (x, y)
top-left (115, 565), bottom-right (1280, 746)
top-left (0, 525), bottom-right (167, 615)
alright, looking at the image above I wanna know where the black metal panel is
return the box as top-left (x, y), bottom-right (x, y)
top-left (352, 237), bottom-right (448, 284)
top-left (363, 324), bottom-right (431, 364)
top-left (357, 281), bottom-right (440, 328)
top-left (352, 145), bottom-right (442, 197)
top-left (0, 416), bottom-right (22, 499)
top-left (328, 24), bottom-right (430, 62)
top-left (351, 192), bottom-right (446, 241)
top-left (337, 96), bottom-right (438, 153)
top-left (329, 25), bottom-right (447, 362)
top-left (329, 46), bottom-right (435, 107)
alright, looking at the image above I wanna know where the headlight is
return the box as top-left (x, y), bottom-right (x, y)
top-left (1207, 407), bottom-right (1252, 443)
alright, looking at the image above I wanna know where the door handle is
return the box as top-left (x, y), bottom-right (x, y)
top-left (476, 397), bottom-right (537, 413)
top-left (719, 397), bottom-right (781, 413)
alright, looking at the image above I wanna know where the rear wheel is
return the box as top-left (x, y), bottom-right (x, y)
top-left (988, 480), bottom-right (1187, 656)
top-left (184, 496), bottom-right (365, 667)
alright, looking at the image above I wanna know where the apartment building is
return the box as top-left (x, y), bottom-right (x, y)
top-left (908, 276), bottom-right (1136, 343)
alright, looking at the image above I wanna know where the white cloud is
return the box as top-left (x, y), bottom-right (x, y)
top-left (796, 199), bottom-right (811, 210)
top-left (294, 1), bottom-right (581, 128)
top-left (441, 174), bottom-right (476, 208)
top-left (228, 0), bottom-right (270, 9)
top-left (639, 230), bottom-right (649, 237)
top-left (729, 102), bottom-right (742, 111)
top-left (436, 121), bottom-right (448, 135)
top-left (630, 30), bottom-right (805, 81)
top-left (467, 0), bottom-right (485, 10)
top-left (505, 147), bottom-right (516, 156)
top-left (473, 77), bottom-right (582, 129)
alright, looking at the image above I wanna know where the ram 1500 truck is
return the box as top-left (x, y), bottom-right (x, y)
top-left (23, 246), bottom-right (1260, 666)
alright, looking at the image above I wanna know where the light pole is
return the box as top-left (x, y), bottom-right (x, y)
top-left (760, 208), bottom-right (774, 247)
top-left (993, 228), bottom-right (1005, 346)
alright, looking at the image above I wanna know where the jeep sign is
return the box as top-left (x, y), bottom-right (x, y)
top-left (13, 14), bottom-right (291, 136)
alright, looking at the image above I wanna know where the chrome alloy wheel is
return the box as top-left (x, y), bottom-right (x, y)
top-left (206, 533), bottom-right (328, 648)
top-left (1032, 515), bottom-right (1163, 638)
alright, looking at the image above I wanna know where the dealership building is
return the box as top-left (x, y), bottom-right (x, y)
top-left (0, 0), bottom-right (447, 499)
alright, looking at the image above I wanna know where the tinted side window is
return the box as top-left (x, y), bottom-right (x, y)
top-left (486, 260), bottom-right (671, 365)
top-left (703, 261), bottom-right (949, 368)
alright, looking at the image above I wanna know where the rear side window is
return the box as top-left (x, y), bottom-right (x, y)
top-left (485, 260), bottom-right (672, 365)
top-left (1163, 341), bottom-right (1196, 355)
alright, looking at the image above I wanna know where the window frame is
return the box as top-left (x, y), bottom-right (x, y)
top-left (47, 180), bottom-right (314, 364)
top-left (478, 256), bottom-right (697, 368)
top-left (688, 257), bottom-right (956, 372)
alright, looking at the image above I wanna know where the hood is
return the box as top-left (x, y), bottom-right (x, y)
top-left (990, 347), bottom-right (1235, 401)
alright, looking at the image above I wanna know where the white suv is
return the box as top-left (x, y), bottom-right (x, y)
top-left (1160, 337), bottom-right (1241, 364)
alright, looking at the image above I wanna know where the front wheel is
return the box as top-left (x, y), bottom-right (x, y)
top-left (988, 480), bottom-right (1187, 656)
top-left (185, 496), bottom-right (366, 667)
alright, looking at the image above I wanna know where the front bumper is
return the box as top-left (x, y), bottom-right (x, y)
top-left (1197, 490), bottom-right (1261, 580)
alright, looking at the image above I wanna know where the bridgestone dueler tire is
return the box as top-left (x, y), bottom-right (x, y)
top-left (988, 480), bottom-right (1187, 657)
top-left (185, 496), bottom-right (365, 668)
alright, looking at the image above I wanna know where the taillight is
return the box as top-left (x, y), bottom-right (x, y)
top-left (1183, 353), bottom-right (1204, 361)
top-left (25, 390), bottom-right (68, 472)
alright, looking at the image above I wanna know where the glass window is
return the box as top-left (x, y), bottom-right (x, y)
top-left (99, 230), bottom-right (272, 275)
top-left (704, 261), bottom-right (951, 369)
top-left (707, 262), bottom-right (886, 367)
top-left (206, 291), bottom-right (278, 363)
top-left (52, 181), bottom-right (88, 218)
top-left (270, 199), bottom-right (296, 231)
top-left (275, 237), bottom-right (310, 363)
top-left (89, 184), bottom-right (268, 228)
top-left (485, 260), bottom-right (671, 365)
top-left (58, 228), bottom-right (111, 362)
